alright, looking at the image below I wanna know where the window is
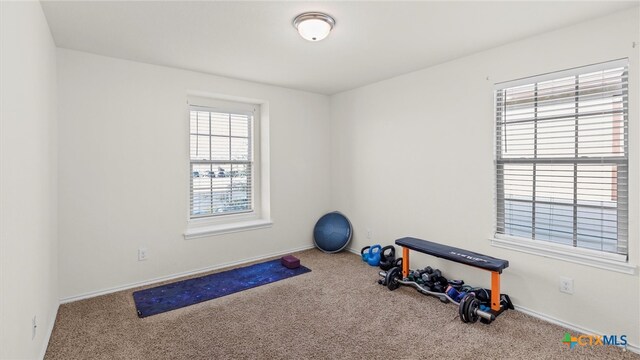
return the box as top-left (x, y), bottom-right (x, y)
top-left (189, 104), bottom-right (254, 218)
top-left (184, 96), bottom-right (271, 239)
top-left (495, 60), bottom-right (628, 258)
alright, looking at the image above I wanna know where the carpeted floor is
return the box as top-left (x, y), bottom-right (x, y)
top-left (45, 249), bottom-right (637, 359)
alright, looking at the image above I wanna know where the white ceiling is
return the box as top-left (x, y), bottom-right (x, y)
top-left (41, 1), bottom-right (638, 95)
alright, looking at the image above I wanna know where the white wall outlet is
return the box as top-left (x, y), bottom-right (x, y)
top-left (138, 247), bottom-right (148, 261)
top-left (366, 229), bottom-right (372, 239)
top-left (559, 277), bottom-right (574, 294)
top-left (32, 315), bottom-right (37, 340)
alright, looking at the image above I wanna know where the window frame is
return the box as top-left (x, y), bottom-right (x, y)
top-left (184, 96), bottom-right (271, 239)
top-left (490, 59), bottom-right (634, 274)
top-left (188, 105), bottom-right (255, 219)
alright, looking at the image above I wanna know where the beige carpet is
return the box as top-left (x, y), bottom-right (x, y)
top-left (45, 249), bottom-right (637, 359)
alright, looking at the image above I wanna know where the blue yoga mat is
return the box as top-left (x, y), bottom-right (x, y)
top-left (133, 259), bottom-right (311, 317)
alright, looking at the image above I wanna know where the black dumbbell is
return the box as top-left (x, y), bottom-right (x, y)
top-left (420, 273), bottom-right (430, 283)
top-left (448, 279), bottom-right (464, 289)
top-left (423, 270), bottom-right (440, 283)
top-left (410, 270), bottom-right (422, 280)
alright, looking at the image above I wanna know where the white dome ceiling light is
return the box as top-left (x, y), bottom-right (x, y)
top-left (293, 12), bottom-right (336, 42)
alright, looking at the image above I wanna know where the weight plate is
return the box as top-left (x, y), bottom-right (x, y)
top-left (466, 297), bottom-right (480, 324)
top-left (459, 293), bottom-right (477, 323)
top-left (458, 294), bottom-right (469, 323)
top-left (386, 267), bottom-right (401, 291)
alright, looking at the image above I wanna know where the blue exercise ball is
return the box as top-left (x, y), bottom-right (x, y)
top-left (313, 212), bottom-right (352, 253)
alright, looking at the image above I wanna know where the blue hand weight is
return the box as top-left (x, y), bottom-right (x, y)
top-left (366, 245), bottom-right (382, 266)
top-left (446, 286), bottom-right (460, 301)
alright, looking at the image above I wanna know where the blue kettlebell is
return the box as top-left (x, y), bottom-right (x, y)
top-left (361, 246), bottom-right (371, 262)
top-left (366, 245), bottom-right (382, 266)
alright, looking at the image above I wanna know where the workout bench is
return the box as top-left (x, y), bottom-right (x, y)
top-left (379, 237), bottom-right (510, 324)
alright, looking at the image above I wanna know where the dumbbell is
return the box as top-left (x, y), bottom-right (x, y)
top-left (448, 279), bottom-right (464, 289)
top-left (420, 273), bottom-right (430, 283)
top-left (432, 279), bottom-right (446, 293)
top-left (378, 268), bottom-right (401, 291)
top-left (422, 269), bottom-right (441, 283)
top-left (410, 270), bottom-right (422, 280)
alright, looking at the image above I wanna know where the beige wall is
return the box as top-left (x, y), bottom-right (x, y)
top-left (330, 8), bottom-right (639, 346)
top-left (0, 1), bottom-right (59, 358)
top-left (56, 49), bottom-right (332, 299)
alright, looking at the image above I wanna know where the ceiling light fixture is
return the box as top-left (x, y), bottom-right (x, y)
top-left (293, 12), bottom-right (336, 42)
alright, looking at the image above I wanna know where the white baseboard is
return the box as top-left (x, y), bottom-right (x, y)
top-left (514, 304), bottom-right (638, 354)
top-left (346, 247), bottom-right (360, 256)
top-left (39, 302), bottom-right (60, 360)
top-left (60, 244), bottom-right (315, 304)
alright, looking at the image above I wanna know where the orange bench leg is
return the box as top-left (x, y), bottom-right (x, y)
top-left (491, 271), bottom-right (501, 312)
top-left (402, 247), bottom-right (410, 278)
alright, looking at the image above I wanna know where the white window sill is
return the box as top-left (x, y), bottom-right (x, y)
top-left (489, 235), bottom-right (636, 275)
top-left (184, 219), bottom-right (273, 240)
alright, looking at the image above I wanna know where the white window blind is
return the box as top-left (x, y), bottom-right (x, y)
top-left (189, 106), bottom-right (253, 218)
top-left (495, 59), bottom-right (628, 256)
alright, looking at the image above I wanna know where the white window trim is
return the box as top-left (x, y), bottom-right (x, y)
top-left (493, 58), bottom-right (629, 90)
top-left (489, 235), bottom-right (635, 275)
top-left (185, 218), bottom-right (273, 239)
top-left (184, 94), bottom-right (271, 239)
top-left (492, 59), bottom-right (630, 269)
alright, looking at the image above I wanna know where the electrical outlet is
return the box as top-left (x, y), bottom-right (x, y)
top-left (559, 277), bottom-right (574, 294)
top-left (32, 316), bottom-right (37, 340)
top-left (138, 247), bottom-right (148, 261)
top-left (367, 229), bottom-right (372, 239)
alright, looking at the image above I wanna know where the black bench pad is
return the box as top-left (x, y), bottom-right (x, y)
top-left (395, 237), bottom-right (509, 273)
